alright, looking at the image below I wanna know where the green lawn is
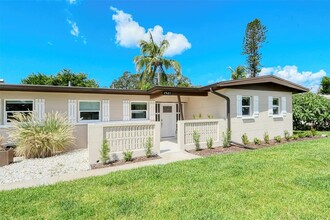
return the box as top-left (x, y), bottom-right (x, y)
top-left (1, 137), bottom-right (330, 219)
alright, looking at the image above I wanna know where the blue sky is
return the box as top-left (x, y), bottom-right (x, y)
top-left (0, 0), bottom-right (329, 91)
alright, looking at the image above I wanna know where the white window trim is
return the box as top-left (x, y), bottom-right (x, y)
top-left (272, 97), bottom-right (281, 116)
top-left (4, 99), bottom-right (34, 125)
top-left (242, 96), bottom-right (252, 118)
top-left (78, 100), bottom-right (101, 123)
top-left (130, 101), bottom-right (148, 120)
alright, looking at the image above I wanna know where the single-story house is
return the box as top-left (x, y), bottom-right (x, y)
top-left (0, 75), bottom-right (308, 164)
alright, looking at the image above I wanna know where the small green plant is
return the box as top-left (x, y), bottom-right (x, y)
top-left (274, 135), bottom-right (282, 143)
top-left (206, 137), bottom-right (213, 149)
top-left (241, 133), bottom-right (250, 145)
top-left (193, 130), bottom-right (201, 151)
top-left (145, 137), bottom-right (153, 158)
top-left (100, 139), bottom-right (110, 164)
top-left (207, 114), bottom-right (214, 119)
top-left (284, 130), bottom-right (291, 141)
top-left (298, 132), bottom-right (306, 138)
top-left (123, 150), bottom-right (133, 161)
top-left (292, 134), bottom-right (299, 140)
top-left (304, 131), bottom-right (313, 138)
top-left (311, 128), bottom-right (317, 136)
top-left (253, 138), bottom-right (261, 145)
top-left (222, 129), bottom-right (231, 148)
top-left (264, 132), bottom-right (270, 144)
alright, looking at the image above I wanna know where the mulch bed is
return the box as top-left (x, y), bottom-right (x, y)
top-left (188, 135), bottom-right (327, 157)
top-left (187, 146), bottom-right (246, 157)
top-left (91, 155), bottom-right (161, 169)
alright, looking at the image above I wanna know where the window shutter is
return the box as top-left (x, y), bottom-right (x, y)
top-left (237, 95), bottom-right (242, 118)
top-left (149, 101), bottom-right (156, 121)
top-left (68, 99), bottom-right (77, 123)
top-left (102, 100), bottom-right (110, 122)
top-left (281, 96), bottom-right (287, 116)
top-left (123, 100), bottom-right (130, 121)
top-left (35, 99), bottom-right (45, 120)
top-left (253, 96), bottom-right (259, 117)
top-left (268, 96), bottom-right (273, 117)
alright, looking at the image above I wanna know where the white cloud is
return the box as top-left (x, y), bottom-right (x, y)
top-left (260, 65), bottom-right (327, 92)
top-left (207, 76), bottom-right (227, 84)
top-left (110, 7), bottom-right (191, 57)
top-left (81, 36), bottom-right (87, 44)
top-left (67, 19), bottom-right (79, 37)
top-left (68, 0), bottom-right (76, 5)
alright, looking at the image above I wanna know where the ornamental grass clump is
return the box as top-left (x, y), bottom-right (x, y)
top-left (264, 132), bottom-right (270, 144)
top-left (241, 133), bottom-right (250, 145)
top-left (222, 129), bottom-right (231, 148)
top-left (145, 137), bottom-right (153, 158)
top-left (206, 137), bottom-right (213, 149)
top-left (253, 138), bottom-right (261, 145)
top-left (274, 135), bottom-right (282, 143)
top-left (100, 139), bottom-right (110, 164)
top-left (193, 130), bottom-right (201, 151)
top-left (284, 130), bottom-right (291, 141)
top-left (9, 112), bottom-right (74, 159)
top-left (123, 150), bottom-right (133, 161)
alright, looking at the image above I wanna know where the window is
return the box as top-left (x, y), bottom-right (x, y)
top-left (242, 97), bottom-right (251, 116)
top-left (273, 98), bottom-right (280, 115)
top-left (131, 102), bottom-right (148, 119)
top-left (5, 100), bottom-right (34, 123)
top-left (79, 101), bottom-right (100, 121)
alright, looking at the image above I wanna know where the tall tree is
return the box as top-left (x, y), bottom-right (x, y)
top-left (133, 33), bottom-right (181, 86)
top-left (242, 19), bottom-right (267, 77)
top-left (319, 76), bottom-right (330, 94)
top-left (110, 72), bottom-right (192, 89)
top-left (228, 66), bottom-right (247, 80)
top-left (21, 69), bottom-right (99, 87)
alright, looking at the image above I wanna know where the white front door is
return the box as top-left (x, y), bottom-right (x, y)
top-left (160, 103), bottom-right (176, 137)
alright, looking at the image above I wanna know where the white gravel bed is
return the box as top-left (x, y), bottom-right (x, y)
top-left (0, 149), bottom-right (90, 184)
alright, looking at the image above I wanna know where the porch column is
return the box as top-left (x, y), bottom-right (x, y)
top-left (177, 95), bottom-right (184, 120)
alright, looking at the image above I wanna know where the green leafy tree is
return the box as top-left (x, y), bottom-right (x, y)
top-left (228, 66), bottom-right (247, 80)
top-left (21, 69), bottom-right (99, 87)
top-left (110, 72), bottom-right (192, 89)
top-left (293, 92), bottom-right (330, 130)
top-left (133, 33), bottom-right (181, 86)
top-left (319, 76), bottom-right (330, 94)
top-left (242, 19), bottom-right (267, 77)
top-left (21, 73), bottom-right (52, 85)
top-left (110, 71), bottom-right (141, 89)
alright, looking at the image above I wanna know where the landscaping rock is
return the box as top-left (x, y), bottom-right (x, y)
top-left (0, 149), bottom-right (90, 184)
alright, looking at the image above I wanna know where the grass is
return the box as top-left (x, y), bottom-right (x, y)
top-left (1, 137), bottom-right (330, 219)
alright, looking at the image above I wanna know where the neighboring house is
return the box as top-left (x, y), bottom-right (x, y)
top-left (0, 75), bottom-right (308, 164)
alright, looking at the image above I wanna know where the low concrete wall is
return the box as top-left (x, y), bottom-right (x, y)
top-left (177, 119), bottom-right (227, 150)
top-left (88, 121), bottom-right (160, 164)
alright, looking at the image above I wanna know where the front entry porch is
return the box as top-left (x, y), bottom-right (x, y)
top-left (160, 137), bottom-right (180, 154)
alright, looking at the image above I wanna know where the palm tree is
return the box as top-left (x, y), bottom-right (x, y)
top-left (133, 33), bottom-right (181, 87)
top-left (228, 66), bottom-right (247, 80)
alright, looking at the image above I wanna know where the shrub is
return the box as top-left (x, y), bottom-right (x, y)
top-left (193, 130), bottom-right (201, 151)
top-left (284, 130), bottom-right (291, 141)
top-left (9, 112), bottom-right (74, 159)
top-left (311, 128), bottom-right (317, 136)
top-left (123, 150), bottom-right (133, 161)
top-left (298, 132), bottom-right (306, 138)
top-left (222, 129), bottom-right (231, 148)
top-left (274, 136), bottom-right (282, 143)
top-left (241, 133), bottom-right (250, 145)
top-left (145, 137), bottom-right (153, 158)
top-left (264, 132), bottom-right (270, 144)
top-left (304, 131), bottom-right (313, 138)
top-left (206, 137), bottom-right (213, 149)
top-left (207, 115), bottom-right (214, 119)
top-left (253, 138), bottom-right (261, 145)
top-left (292, 134), bottom-right (299, 140)
top-left (100, 139), bottom-right (110, 164)
top-left (193, 113), bottom-right (202, 119)
top-left (293, 93), bottom-right (330, 130)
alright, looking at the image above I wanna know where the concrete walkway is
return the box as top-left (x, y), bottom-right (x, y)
top-left (0, 141), bottom-right (200, 191)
